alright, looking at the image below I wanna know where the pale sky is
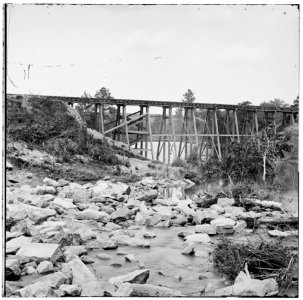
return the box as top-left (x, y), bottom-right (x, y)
top-left (6, 4), bottom-right (299, 107)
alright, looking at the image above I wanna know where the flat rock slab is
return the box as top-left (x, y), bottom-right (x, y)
top-left (184, 233), bottom-right (211, 244)
top-left (6, 236), bottom-right (32, 253)
top-left (16, 281), bottom-right (54, 297)
top-left (137, 189), bottom-right (158, 202)
top-left (53, 197), bottom-right (77, 209)
top-left (211, 217), bottom-right (236, 228)
top-left (217, 198), bottom-right (235, 207)
top-left (195, 224), bottom-right (217, 235)
top-left (115, 282), bottom-right (184, 297)
top-left (16, 243), bottom-right (62, 263)
top-left (268, 229), bottom-right (298, 237)
top-left (76, 210), bottom-right (110, 223)
top-left (108, 269), bottom-right (150, 286)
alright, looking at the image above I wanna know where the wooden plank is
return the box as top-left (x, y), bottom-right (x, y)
top-left (214, 108), bottom-right (222, 160)
top-left (94, 104), bottom-right (98, 131)
top-left (146, 106), bottom-right (154, 160)
top-left (104, 113), bottom-right (148, 134)
top-left (192, 108), bottom-right (198, 150)
top-left (122, 105), bottom-right (129, 148)
top-left (157, 108), bottom-right (165, 160)
top-left (99, 105), bottom-right (104, 134)
top-left (163, 107), bottom-right (167, 163)
top-left (234, 110), bottom-right (240, 142)
top-left (169, 107), bottom-right (177, 160)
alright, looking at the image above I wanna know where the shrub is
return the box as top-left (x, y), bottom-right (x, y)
top-left (186, 147), bottom-right (199, 165)
top-left (184, 169), bottom-right (200, 184)
top-left (213, 236), bottom-right (296, 294)
top-left (171, 157), bottom-right (187, 168)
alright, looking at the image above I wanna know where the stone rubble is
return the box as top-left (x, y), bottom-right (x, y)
top-left (5, 174), bottom-right (297, 297)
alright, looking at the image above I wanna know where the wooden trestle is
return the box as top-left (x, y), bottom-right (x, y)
top-left (8, 94), bottom-right (299, 163)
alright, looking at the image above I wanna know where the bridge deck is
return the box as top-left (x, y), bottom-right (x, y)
top-left (8, 94), bottom-right (298, 113)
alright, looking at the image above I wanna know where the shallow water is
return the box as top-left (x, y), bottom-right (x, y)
top-left (90, 226), bottom-right (230, 295)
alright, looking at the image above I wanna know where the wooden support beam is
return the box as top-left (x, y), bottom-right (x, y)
top-left (104, 113), bottom-right (148, 134)
top-left (211, 110), bottom-right (215, 157)
top-left (146, 106), bottom-right (154, 160)
top-left (122, 105), bottom-right (129, 148)
top-left (199, 109), bottom-right (208, 158)
top-left (234, 110), bottom-right (240, 142)
top-left (139, 106), bottom-right (144, 156)
top-left (192, 108), bottom-right (199, 150)
top-left (157, 108), bottom-right (165, 160)
top-left (254, 111), bottom-right (260, 151)
top-left (273, 111), bottom-right (277, 134)
top-left (99, 105), bottom-right (104, 134)
top-left (214, 108), bottom-right (222, 160)
top-left (184, 108), bottom-right (189, 160)
top-left (94, 104), bottom-right (98, 131)
top-left (163, 107), bottom-right (167, 163)
top-left (291, 113), bottom-right (295, 125)
top-left (169, 107), bottom-right (177, 161)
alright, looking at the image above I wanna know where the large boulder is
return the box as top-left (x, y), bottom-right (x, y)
top-left (111, 207), bottom-right (133, 222)
top-left (57, 284), bottom-right (82, 296)
top-left (195, 224), bottom-right (216, 235)
top-left (6, 236), bottom-right (32, 253)
top-left (16, 282), bottom-right (54, 297)
top-left (64, 254), bottom-right (97, 286)
top-left (108, 269), bottom-right (150, 286)
top-left (81, 281), bottom-right (116, 296)
top-left (16, 243), bottom-right (62, 263)
top-left (184, 233), bottom-right (211, 244)
top-left (92, 181), bottom-right (130, 197)
top-left (214, 279), bottom-right (278, 297)
top-left (137, 189), bottom-right (158, 202)
top-left (211, 217), bottom-right (236, 234)
top-left (75, 209), bottom-right (110, 223)
top-left (53, 197), bottom-right (77, 210)
top-left (115, 283), bottom-right (183, 297)
top-left (217, 198), bottom-right (235, 207)
top-left (36, 261), bottom-right (54, 274)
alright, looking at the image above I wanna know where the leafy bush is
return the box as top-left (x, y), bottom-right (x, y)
top-left (171, 157), bottom-right (187, 168)
top-left (186, 147), bottom-right (199, 165)
top-left (198, 133), bottom-right (291, 184)
top-left (7, 96), bottom-right (86, 149)
top-left (184, 169), bottom-right (200, 184)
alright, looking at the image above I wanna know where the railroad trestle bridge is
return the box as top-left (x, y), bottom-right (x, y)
top-left (9, 94), bottom-right (299, 163)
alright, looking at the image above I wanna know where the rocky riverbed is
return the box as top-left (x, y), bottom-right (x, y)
top-left (5, 165), bottom-right (298, 297)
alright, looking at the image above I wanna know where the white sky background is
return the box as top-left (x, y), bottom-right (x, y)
top-left (6, 4), bottom-right (299, 112)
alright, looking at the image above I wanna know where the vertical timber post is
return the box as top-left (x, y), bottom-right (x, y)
top-left (234, 109), bottom-right (240, 142)
top-left (169, 107), bottom-right (177, 161)
top-left (122, 105), bottom-right (129, 148)
top-left (146, 106), bottom-right (154, 160)
top-left (144, 106), bottom-right (148, 158)
top-left (184, 108), bottom-right (189, 160)
top-left (139, 106), bottom-right (144, 156)
top-left (254, 110), bottom-right (260, 151)
top-left (163, 107), bottom-right (167, 163)
top-left (157, 108), bottom-right (165, 160)
top-left (214, 108), bottom-right (222, 160)
top-left (291, 113), bottom-right (295, 125)
top-left (94, 104), bottom-right (98, 131)
top-left (192, 108), bottom-right (199, 154)
top-left (99, 105), bottom-right (104, 134)
top-left (273, 111), bottom-right (277, 134)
